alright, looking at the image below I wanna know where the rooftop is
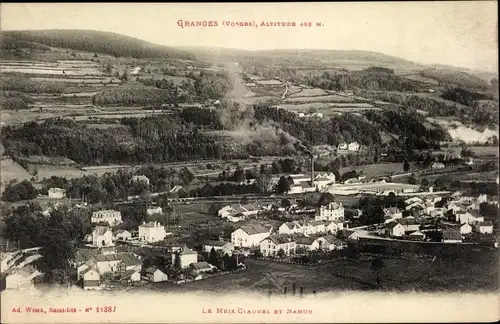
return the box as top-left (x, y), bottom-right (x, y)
top-left (240, 224), bottom-right (270, 235)
top-left (92, 226), bottom-right (111, 236)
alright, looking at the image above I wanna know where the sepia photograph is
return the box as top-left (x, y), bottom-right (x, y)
top-left (0, 2), bottom-right (499, 323)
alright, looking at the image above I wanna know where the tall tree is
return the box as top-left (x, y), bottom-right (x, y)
top-left (277, 176), bottom-right (290, 194)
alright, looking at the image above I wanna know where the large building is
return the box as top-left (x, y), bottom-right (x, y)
top-left (48, 187), bottom-right (66, 199)
top-left (171, 246), bottom-right (198, 269)
top-left (91, 210), bottom-right (122, 226)
top-left (138, 221), bottom-right (167, 243)
top-left (231, 224), bottom-right (272, 248)
top-left (315, 202), bottom-right (344, 221)
top-left (92, 226), bottom-right (113, 247)
top-left (259, 234), bottom-right (296, 257)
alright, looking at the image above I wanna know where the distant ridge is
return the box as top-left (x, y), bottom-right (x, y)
top-left (1, 29), bottom-right (196, 60)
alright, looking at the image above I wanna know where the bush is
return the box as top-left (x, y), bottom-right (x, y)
top-left (2, 180), bottom-right (38, 202)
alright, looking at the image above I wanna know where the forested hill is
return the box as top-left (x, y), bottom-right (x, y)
top-left (180, 46), bottom-right (425, 70)
top-left (1, 29), bottom-right (196, 60)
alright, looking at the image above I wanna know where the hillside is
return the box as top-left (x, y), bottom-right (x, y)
top-left (179, 46), bottom-right (426, 72)
top-left (1, 29), bottom-right (196, 60)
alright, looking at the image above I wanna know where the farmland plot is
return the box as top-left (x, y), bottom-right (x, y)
top-left (289, 87), bottom-right (328, 97)
top-left (284, 94), bottom-right (355, 103)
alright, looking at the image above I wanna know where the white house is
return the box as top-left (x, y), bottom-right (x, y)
top-left (218, 204), bottom-right (260, 220)
top-left (456, 211), bottom-right (484, 224)
top-left (348, 142), bottom-right (360, 151)
top-left (341, 229), bottom-right (359, 241)
top-left (138, 221), bottom-right (166, 243)
top-left (460, 223), bottom-right (472, 235)
top-left (113, 229), bottom-right (132, 241)
top-left (190, 262), bottom-right (217, 276)
top-left (324, 220), bottom-right (344, 234)
top-left (259, 234), bottom-right (296, 257)
top-left (431, 162), bottom-right (445, 170)
top-left (144, 267), bottom-right (168, 282)
top-left (383, 207), bottom-right (403, 222)
top-left (171, 246), bottom-right (198, 269)
top-left (130, 175), bottom-right (150, 185)
top-left (337, 143), bottom-right (348, 150)
top-left (146, 206), bottom-right (163, 216)
top-left (314, 173), bottom-right (336, 190)
top-left (315, 202), bottom-right (344, 221)
top-left (315, 235), bottom-right (347, 251)
top-left (477, 194), bottom-right (488, 204)
top-left (92, 226), bottom-right (113, 248)
top-left (91, 210), bottom-right (122, 226)
top-left (289, 181), bottom-right (315, 194)
top-left (5, 267), bottom-right (41, 290)
top-left (121, 269), bottom-right (141, 282)
top-left (385, 223), bottom-right (405, 237)
top-left (48, 187), bottom-right (66, 199)
top-left (278, 221), bottom-right (303, 235)
top-left (82, 266), bottom-right (101, 290)
top-left (295, 236), bottom-right (318, 252)
top-left (231, 224), bottom-right (271, 248)
top-left (476, 221), bottom-right (493, 234)
top-left (203, 241), bottom-right (235, 256)
top-left (309, 220), bottom-right (326, 234)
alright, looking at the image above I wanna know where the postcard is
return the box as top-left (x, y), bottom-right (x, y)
top-left (0, 2), bottom-right (499, 323)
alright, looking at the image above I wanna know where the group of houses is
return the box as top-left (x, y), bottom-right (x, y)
top-left (229, 200), bottom-right (351, 257)
top-left (260, 233), bottom-right (348, 257)
top-left (87, 206), bottom-right (170, 248)
top-left (77, 243), bottom-right (228, 290)
top-left (382, 192), bottom-right (495, 243)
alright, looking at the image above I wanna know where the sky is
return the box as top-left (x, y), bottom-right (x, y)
top-left (1, 2), bottom-right (498, 72)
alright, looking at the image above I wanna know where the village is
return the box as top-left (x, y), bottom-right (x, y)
top-left (2, 153), bottom-right (498, 293)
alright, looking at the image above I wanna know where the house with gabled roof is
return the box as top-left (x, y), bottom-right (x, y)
top-left (259, 234), bottom-right (296, 257)
top-left (5, 266), bottom-right (42, 290)
top-left (92, 226), bottom-right (113, 248)
top-left (171, 246), bottom-right (198, 269)
top-left (82, 266), bottom-right (101, 290)
top-left (385, 222), bottom-right (405, 237)
top-left (231, 224), bottom-right (272, 247)
top-left (316, 235), bottom-right (347, 251)
top-left (144, 266), bottom-right (168, 282)
top-left (341, 229), bottom-right (359, 241)
top-left (324, 220), bottom-right (344, 234)
top-left (383, 207), bottom-right (403, 222)
top-left (295, 236), bottom-right (317, 252)
top-left (476, 221), bottom-right (493, 234)
top-left (190, 262), bottom-right (217, 276)
top-left (203, 240), bottom-right (234, 256)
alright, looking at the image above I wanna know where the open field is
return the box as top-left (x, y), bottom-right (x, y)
top-left (0, 60), bottom-right (103, 75)
top-left (289, 88), bottom-right (328, 97)
top-left (35, 166), bottom-right (86, 180)
top-left (0, 158), bottom-right (32, 192)
top-left (339, 162), bottom-right (406, 178)
top-left (255, 80), bottom-right (283, 86)
top-left (284, 94), bottom-right (356, 103)
top-left (277, 103), bottom-right (380, 113)
top-left (146, 249), bottom-right (498, 293)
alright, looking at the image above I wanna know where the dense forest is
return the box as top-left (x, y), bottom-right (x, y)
top-left (2, 30), bottom-right (195, 60)
top-left (1, 103), bottom-right (449, 165)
